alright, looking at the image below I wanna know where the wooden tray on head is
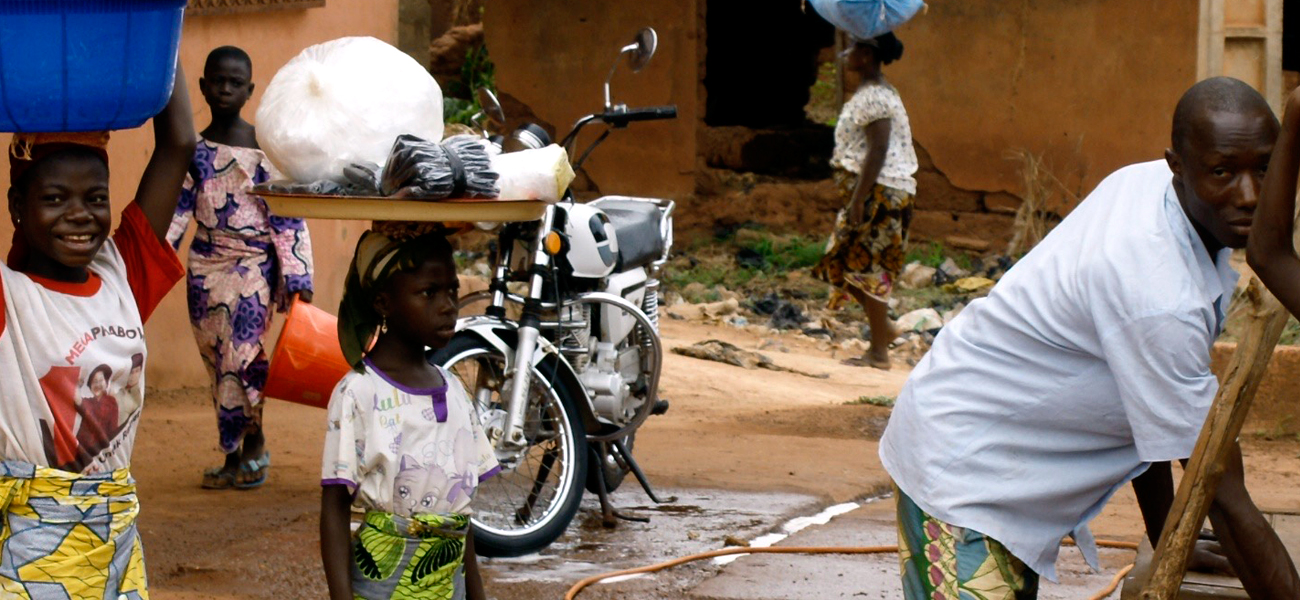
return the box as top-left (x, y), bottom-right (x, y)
top-left (257, 190), bottom-right (548, 223)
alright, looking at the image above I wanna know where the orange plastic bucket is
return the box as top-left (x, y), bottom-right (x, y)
top-left (264, 299), bottom-right (351, 409)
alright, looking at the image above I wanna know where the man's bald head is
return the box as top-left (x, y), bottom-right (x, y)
top-left (1172, 77), bottom-right (1277, 154)
top-left (1165, 76), bottom-right (1279, 252)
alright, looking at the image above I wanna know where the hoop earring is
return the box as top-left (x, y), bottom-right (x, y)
top-left (380, 317), bottom-right (388, 334)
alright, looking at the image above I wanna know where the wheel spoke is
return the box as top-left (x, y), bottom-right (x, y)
top-left (438, 345), bottom-right (580, 541)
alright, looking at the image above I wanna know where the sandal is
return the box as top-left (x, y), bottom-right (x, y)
top-left (201, 466), bottom-right (237, 490)
top-left (234, 452), bottom-right (271, 490)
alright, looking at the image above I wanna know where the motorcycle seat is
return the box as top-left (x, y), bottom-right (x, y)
top-left (592, 196), bottom-right (665, 270)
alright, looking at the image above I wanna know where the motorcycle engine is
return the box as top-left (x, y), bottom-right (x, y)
top-left (578, 341), bottom-right (644, 423)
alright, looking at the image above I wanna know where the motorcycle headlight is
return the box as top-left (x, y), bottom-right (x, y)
top-left (506, 123), bottom-right (552, 152)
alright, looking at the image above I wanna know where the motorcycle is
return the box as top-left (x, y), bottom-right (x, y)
top-left (432, 27), bottom-right (678, 557)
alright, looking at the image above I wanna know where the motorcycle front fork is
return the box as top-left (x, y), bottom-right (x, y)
top-left (487, 205), bottom-right (557, 451)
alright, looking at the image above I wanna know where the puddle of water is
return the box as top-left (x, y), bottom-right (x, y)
top-left (480, 487), bottom-right (822, 586)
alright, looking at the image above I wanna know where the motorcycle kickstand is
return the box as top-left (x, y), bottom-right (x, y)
top-left (516, 448), bottom-right (558, 525)
top-left (590, 444), bottom-right (649, 528)
top-left (613, 439), bottom-right (677, 504)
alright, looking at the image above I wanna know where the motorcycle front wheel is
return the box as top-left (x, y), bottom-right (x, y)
top-left (433, 334), bottom-right (589, 557)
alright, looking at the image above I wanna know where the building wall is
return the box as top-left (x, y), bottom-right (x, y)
top-left (483, 0), bottom-right (699, 200)
top-left (887, 1), bottom-right (1200, 209)
top-left (0, 0), bottom-right (397, 391)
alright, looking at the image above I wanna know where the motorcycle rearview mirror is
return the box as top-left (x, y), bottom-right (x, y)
top-left (475, 88), bottom-right (507, 131)
top-left (604, 27), bottom-right (659, 110)
top-left (627, 27), bottom-right (658, 73)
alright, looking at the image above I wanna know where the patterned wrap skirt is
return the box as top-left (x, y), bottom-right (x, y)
top-left (812, 168), bottom-right (914, 302)
top-left (896, 486), bottom-right (1038, 600)
top-left (0, 461), bottom-right (148, 599)
top-left (351, 511), bottom-right (470, 600)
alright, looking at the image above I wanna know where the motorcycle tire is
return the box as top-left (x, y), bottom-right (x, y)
top-left (433, 334), bottom-right (589, 558)
top-left (585, 433), bottom-right (635, 494)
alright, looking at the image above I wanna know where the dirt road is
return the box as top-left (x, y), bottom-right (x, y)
top-left (131, 316), bottom-right (1300, 598)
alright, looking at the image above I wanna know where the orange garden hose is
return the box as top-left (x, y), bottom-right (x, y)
top-left (564, 539), bottom-right (1141, 600)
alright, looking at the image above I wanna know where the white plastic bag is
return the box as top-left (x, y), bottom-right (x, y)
top-left (808, 0), bottom-right (924, 40)
top-left (491, 145), bottom-right (575, 203)
top-left (256, 36), bottom-right (444, 184)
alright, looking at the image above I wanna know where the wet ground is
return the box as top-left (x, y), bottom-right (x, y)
top-left (482, 487), bottom-right (1137, 600)
top-left (481, 486), bottom-right (828, 599)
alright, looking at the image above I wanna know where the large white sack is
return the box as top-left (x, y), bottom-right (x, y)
top-left (491, 145), bottom-right (575, 202)
top-left (256, 36), bottom-right (444, 184)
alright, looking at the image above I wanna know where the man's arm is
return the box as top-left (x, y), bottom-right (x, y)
top-left (1133, 461), bottom-right (1233, 574)
top-left (1247, 88), bottom-right (1300, 318)
top-left (1133, 461), bottom-right (1175, 548)
top-left (1204, 442), bottom-right (1300, 596)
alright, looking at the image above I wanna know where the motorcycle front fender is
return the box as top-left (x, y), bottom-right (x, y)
top-left (450, 316), bottom-right (604, 434)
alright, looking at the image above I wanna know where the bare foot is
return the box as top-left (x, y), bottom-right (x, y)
top-left (840, 354), bottom-right (892, 370)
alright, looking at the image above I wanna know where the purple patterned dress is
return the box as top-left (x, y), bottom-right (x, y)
top-left (168, 138), bottom-right (314, 454)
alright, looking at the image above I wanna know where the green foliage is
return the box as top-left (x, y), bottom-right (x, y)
top-left (664, 264), bottom-right (761, 300)
top-left (846, 395), bottom-right (895, 407)
top-left (443, 98), bottom-right (478, 127)
top-left (443, 45), bottom-right (497, 127)
top-left (904, 241), bottom-right (946, 268)
top-left (744, 236), bottom-right (825, 272)
top-left (805, 61), bottom-right (840, 127)
top-left (902, 241), bottom-right (975, 272)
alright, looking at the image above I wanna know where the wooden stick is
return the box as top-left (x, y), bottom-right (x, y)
top-left (1139, 276), bottom-right (1290, 599)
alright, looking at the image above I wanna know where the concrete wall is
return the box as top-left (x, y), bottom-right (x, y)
top-left (483, 0), bottom-right (698, 200)
top-left (887, 1), bottom-right (1200, 210)
top-left (0, 0), bottom-right (396, 391)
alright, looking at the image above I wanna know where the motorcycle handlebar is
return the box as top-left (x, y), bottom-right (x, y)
top-left (561, 104), bottom-right (679, 160)
top-left (600, 105), bottom-right (678, 127)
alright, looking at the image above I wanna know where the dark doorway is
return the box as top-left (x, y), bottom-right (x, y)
top-left (704, 2), bottom-right (835, 127)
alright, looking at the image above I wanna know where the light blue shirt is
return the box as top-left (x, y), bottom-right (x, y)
top-left (880, 160), bottom-right (1238, 581)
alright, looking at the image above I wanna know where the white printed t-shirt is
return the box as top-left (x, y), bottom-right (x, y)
top-left (880, 160), bottom-right (1237, 580)
top-left (0, 203), bottom-right (183, 474)
top-left (322, 360), bottom-right (501, 517)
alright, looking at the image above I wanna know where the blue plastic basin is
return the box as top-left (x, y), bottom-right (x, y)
top-left (0, 0), bottom-right (186, 132)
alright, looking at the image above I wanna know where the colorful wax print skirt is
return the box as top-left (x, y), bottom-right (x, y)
top-left (351, 511), bottom-right (470, 600)
top-left (895, 486), bottom-right (1038, 600)
top-left (812, 169), bottom-right (914, 303)
top-left (0, 461), bottom-right (147, 599)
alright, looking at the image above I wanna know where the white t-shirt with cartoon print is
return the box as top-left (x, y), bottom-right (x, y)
top-left (321, 360), bottom-right (500, 517)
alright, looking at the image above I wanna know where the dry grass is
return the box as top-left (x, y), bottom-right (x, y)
top-left (450, 0), bottom-right (484, 26)
top-left (1004, 149), bottom-right (1079, 256)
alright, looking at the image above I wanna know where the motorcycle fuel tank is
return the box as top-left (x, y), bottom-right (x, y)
top-left (561, 204), bottom-right (619, 279)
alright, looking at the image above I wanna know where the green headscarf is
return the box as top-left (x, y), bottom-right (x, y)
top-left (338, 230), bottom-right (454, 369)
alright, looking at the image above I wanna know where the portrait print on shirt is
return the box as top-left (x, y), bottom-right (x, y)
top-left (37, 325), bottom-right (146, 474)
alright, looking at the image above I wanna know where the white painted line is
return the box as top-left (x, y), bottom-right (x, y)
top-left (712, 501), bottom-right (862, 565)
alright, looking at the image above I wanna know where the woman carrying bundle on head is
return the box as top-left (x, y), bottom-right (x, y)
top-left (0, 65), bottom-right (195, 598)
top-left (812, 31), bottom-right (916, 371)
